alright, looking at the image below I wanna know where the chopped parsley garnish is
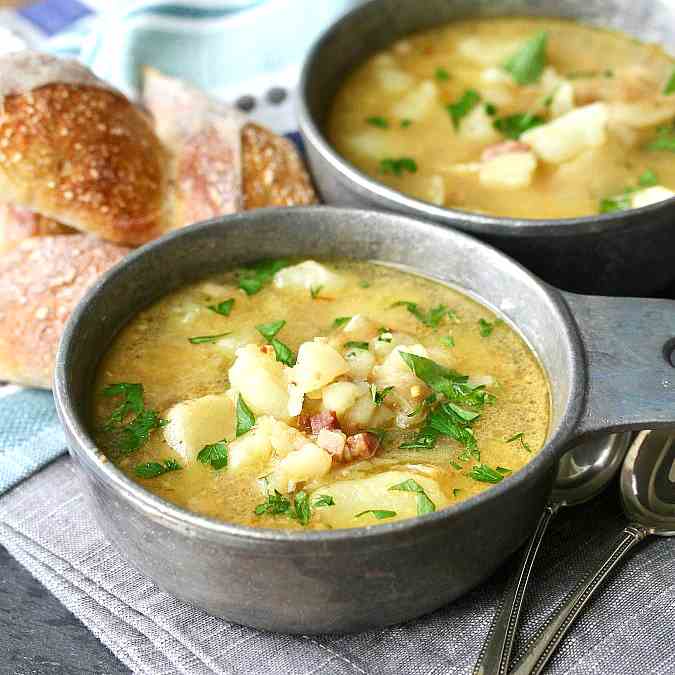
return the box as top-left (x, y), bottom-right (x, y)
top-left (600, 170), bottom-right (661, 213)
top-left (371, 384), bottom-right (394, 406)
top-left (502, 31), bottom-right (548, 85)
top-left (355, 509), bottom-right (397, 520)
top-left (638, 169), bottom-right (658, 187)
top-left (134, 458), bottom-right (181, 479)
top-left (663, 69), bottom-right (675, 95)
top-left (366, 116), bottom-right (389, 128)
top-left (235, 395), bottom-right (255, 437)
top-left (447, 89), bottom-right (481, 129)
top-left (237, 259), bottom-right (289, 295)
top-left (359, 280), bottom-right (371, 288)
top-left (506, 431), bottom-right (532, 452)
top-left (478, 318), bottom-right (501, 337)
top-left (468, 463), bottom-right (508, 483)
top-left (197, 441), bottom-right (228, 470)
top-left (310, 284), bottom-right (323, 299)
top-left (290, 491), bottom-right (311, 525)
top-left (400, 118), bottom-right (413, 128)
top-left (441, 335), bottom-right (455, 348)
top-left (646, 126), bottom-right (675, 153)
top-left (485, 102), bottom-right (498, 116)
top-left (380, 157), bottom-right (418, 176)
top-left (435, 66), bottom-right (450, 81)
top-left (452, 488), bottom-right (462, 497)
top-left (188, 332), bottom-right (231, 344)
top-left (313, 494), bottom-right (335, 507)
top-left (377, 327), bottom-right (393, 343)
top-left (389, 478), bottom-right (436, 515)
top-left (208, 298), bottom-right (234, 316)
top-left (256, 320), bottom-right (296, 366)
top-left (493, 112), bottom-right (544, 139)
top-left (254, 490), bottom-right (290, 515)
top-left (390, 301), bottom-right (454, 329)
top-left (101, 383), bottom-right (165, 454)
top-left (497, 466), bottom-right (512, 474)
top-left (344, 340), bottom-right (369, 350)
top-left (332, 316), bottom-right (352, 329)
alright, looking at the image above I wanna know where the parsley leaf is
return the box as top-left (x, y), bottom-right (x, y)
top-left (380, 157), bottom-right (418, 176)
top-left (310, 284), bottom-right (323, 299)
top-left (188, 332), bottom-right (231, 344)
top-left (389, 479), bottom-right (436, 515)
top-left (441, 335), bottom-right (455, 348)
top-left (254, 490), bottom-right (290, 515)
top-left (371, 384), bottom-right (394, 406)
top-left (390, 301), bottom-right (453, 329)
top-left (238, 259), bottom-right (289, 295)
top-left (113, 410), bottom-right (166, 454)
top-left (313, 495), bottom-right (335, 508)
top-left (332, 316), bottom-right (352, 329)
top-left (256, 320), bottom-right (296, 366)
top-left (355, 509), bottom-right (397, 520)
top-left (236, 395), bottom-right (255, 437)
top-left (102, 383), bottom-right (144, 430)
top-left (493, 112), bottom-right (544, 139)
top-left (664, 68), bottom-right (675, 95)
top-left (256, 319), bottom-right (285, 340)
top-left (447, 89), bottom-right (481, 129)
top-left (478, 318), bottom-right (501, 337)
top-left (344, 340), bottom-right (369, 350)
top-left (646, 126), bottom-right (675, 152)
top-left (600, 194), bottom-right (631, 213)
top-left (134, 458), bottom-right (181, 479)
top-left (485, 102), bottom-right (498, 116)
top-left (506, 431), bottom-right (532, 452)
top-left (468, 463), bottom-right (507, 483)
top-left (208, 298), bottom-right (234, 316)
top-left (503, 31), bottom-right (548, 85)
top-left (197, 441), bottom-right (228, 470)
top-left (452, 488), bottom-right (462, 497)
top-left (435, 66), bottom-right (450, 81)
top-left (290, 490), bottom-right (311, 526)
top-left (638, 169), bottom-right (658, 187)
top-left (366, 116), bottom-right (389, 128)
top-left (400, 118), bottom-right (413, 128)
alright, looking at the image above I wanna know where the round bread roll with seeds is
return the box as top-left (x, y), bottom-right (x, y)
top-left (0, 51), bottom-right (168, 246)
top-left (0, 235), bottom-right (129, 388)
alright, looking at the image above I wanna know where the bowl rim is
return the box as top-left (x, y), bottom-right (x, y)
top-left (54, 206), bottom-right (585, 547)
top-left (296, 0), bottom-right (675, 238)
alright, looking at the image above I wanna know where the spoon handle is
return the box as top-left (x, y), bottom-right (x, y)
top-left (473, 503), bottom-right (561, 675)
top-left (511, 524), bottom-right (649, 675)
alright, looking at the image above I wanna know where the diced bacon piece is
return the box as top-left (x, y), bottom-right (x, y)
top-left (310, 410), bottom-right (340, 435)
top-left (481, 141), bottom-right (530, 162)
top-left (342, 432), bottom-right (381, 462)
top-left (317, 428), bottom-right (347, 458)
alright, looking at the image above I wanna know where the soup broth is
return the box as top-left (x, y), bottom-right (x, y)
top-left (327, 18), bottom-right (675, 218)
top-left (93, 260), bottom-right (549, 530)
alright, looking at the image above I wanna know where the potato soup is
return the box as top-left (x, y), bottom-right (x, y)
top-left (93, 259), bottom-right (549, 530)
top-left (328, 18), bottom-right (675, 219)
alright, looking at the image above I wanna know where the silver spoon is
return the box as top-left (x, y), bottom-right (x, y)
top-left (474, 433), bottom-right (631, 675)
top-left (512, 429), bottom-right (675, 675)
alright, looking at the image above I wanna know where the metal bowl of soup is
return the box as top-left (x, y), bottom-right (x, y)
top-left (54, 206), bottom-right (675, 633)
top-left (298, 0), bottom-right (675, 295)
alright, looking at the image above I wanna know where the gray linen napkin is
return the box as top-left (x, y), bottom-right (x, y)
top-left (0, 456), bottom-right (673, 674)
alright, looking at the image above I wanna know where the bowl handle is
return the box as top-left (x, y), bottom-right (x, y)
top-left (562, 292), bottom-right (675, 440)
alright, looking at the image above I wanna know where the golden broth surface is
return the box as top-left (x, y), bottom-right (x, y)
top-left (93, 261), bottom-right (549, 530)
top-left (327, 18), bottom-right (675, 218)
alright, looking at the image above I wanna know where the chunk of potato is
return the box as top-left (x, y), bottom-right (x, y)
top-left (163, 394), bottom-right (235, 461)
top-left (479, 152), bottom-right (538, 190)
top-left (341, 392), bottom-right (377, 431)
top-left (342, 314), bottom-right (379, 341)
top-left (311, 470), bottom-right (450, 528)
top-left (457, 37), bottom-right (522, 66)
top-left (391, 80), bottom-right (439, 121)
top-left (322, 381), bottom-right (361, 416)
top-left (345, 130), bottom-right (395, 160)
top-left (608, 101), bottom-right (675, 129)
top-left (631, 186), bottom-right (675, 209)
top-left (372, 344), bottom-right (428, 391)
top-left (521, 103), bottom-right (608, 164)
top-left (228, 428), bottom-right (273, 472)
top-left (273, 260), bottom-right (346, 294)
top-left (291, 340), bottom-right (349, 393)
top-left (458, 105), bottom-right (501, 144)
top-left (345, 348), bottom-right (376, 380)
top-left (228, 344), bottom-right (290, 420)
top-left (270, 442), bottom-right (332, 493)
top-left (375, 66), bottom-right (415, 93)
top-left (550, 81), bottom-right (575, 118)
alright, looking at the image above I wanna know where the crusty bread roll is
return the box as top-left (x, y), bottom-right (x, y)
top-left (0, 235), bottom-right (129, 388)
top-left (0, 51), bottom-right (168, 246)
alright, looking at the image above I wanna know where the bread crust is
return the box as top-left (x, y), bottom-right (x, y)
top-left (0, 235), bottom-right (129, 388)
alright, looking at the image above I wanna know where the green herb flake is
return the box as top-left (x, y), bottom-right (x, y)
top-left (355, 509), bottom-right (397, 520)
top-left (310, 284), bottom-right (323, 299)
top-left (102, 383), bottom-right (144, 430)
top-left (188, 332), bottom-right (231, 345)
top-left (254, 490), bottom-right (291, 516)
top-left (290, 490), bottom-right (311, 526)
top-left (485, 102), bottom-right (498, 116)
top-left (344, 340), bottom-right (369, 350)
top-left (449, 461), bottom-right (462, 471)
top-left (380, 157), bottom-right (418, 176)
top-left (447, 89), bottom-right (481, 129)
top-left (390, 300), bottom-right (454, 329)
top-left (478, 318), bottom-right (501, 337)
top-left (257, 320), bottom-right (296, 366)
top-left (238, 259), bottom-right (289, 296)
top-left (502, 31), bottom-right (548, 85)
top-left (235, 395), bottom-right (256, 437)
top-left (646, 126), bottom-right (675, 153)
top-left (371, 384), bottom-right (394, 406)
top-left (134, 458), bottom-right (181, 479)
top-left (400, 118), bottom-right (413, 128)
top-left (208, 298), bottom-right (234, 317)
top-left (493, 112), bottom-right (544, 139)
top-left (452, 488), bottom-right (462, 497)
top-left (332, 316), bottom-right (352, 329)
top-left (435, 66), bottom-right (450, 81)
top-left (600, 194), bottom-right (632, 214)
top-left (389, 478), bottom-right (436, 515)
top-left (496, 466), bottom-right (512, 474)
top-left (197, 440), bottom-right (228, 470)
top-left (366, 116), bottom-right (389, 128)
top-left (359, 280), bottom-right (371, 288)
top-left (506, 431), bottom-right (532, 452)
top-left (663, 69), bottom-right (675, 95)
top-left (256, 319), bottom-right (285, 340)
top-left (638, 169), bottom-right (658, 187)
top-left (468, 463), bottom-right (507, 483)
top-left (314, 494), bottom-right (335, 508)
top-left (441, 335), bottom-right (455, 348)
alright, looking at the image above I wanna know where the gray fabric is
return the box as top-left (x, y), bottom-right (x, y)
top-left (0, 457), bottom-right (673, 675)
